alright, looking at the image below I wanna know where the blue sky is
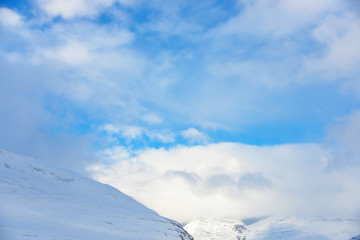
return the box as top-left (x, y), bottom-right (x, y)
top-left (1, 0), bottom-right (359, 152)
top-left (1, 0), bottom-right (360, 221)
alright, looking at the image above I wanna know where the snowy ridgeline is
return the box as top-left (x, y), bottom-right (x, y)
top-left (184, 217), bottom-right (360, 240)
top-left (1, 149), bottom-right (359, 240)
top-left (0, 150), bottom-right (193, 240)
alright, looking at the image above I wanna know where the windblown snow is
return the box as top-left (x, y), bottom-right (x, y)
top-left (0, 149), bottom-right (193, 240)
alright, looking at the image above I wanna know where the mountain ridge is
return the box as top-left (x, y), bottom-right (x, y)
top-left (184, 217), bottom-right (360, 240)
top-left (0, 149), bottom-right (193, 240)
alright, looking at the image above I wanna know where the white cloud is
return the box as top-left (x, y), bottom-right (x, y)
top-left (36, 0), bottom-right (136, 19)
top-left (41, 41), bottom-right (93, 65)
top-left (181, 128), bottom-right (209, 144)
top-left (146, 129), bottom-right (175, 143)
top-left (201, 0), bottom-right (360, 98)
top-left (89, 143), bottom-right (360, 222)
top-left (34, 23), bottom-right (134, 66)
top-left (140, 1), bottom-right (203, 38)
top-left (120, 125), bottom-right (143, 140)
top-left (210, 0), bottom-right (342, 39)
top-left (3, 52), bottom-right (23, 63)
top-left (37, 0), bottom-right (96, 19)
top-left (144, 18), bottom-right (202, 37)
top-left (98, 122), bottom-right (177, 144)
top-left (206, 60), bottom-right (291, 87)
top-left (324, 110), bottom-right (360, 168)
top-left (0, 17), bottom-right (144, 107)
top-left (142, 114), bottom-right (162, 124)
top-left (99, 123), bottom-right (121, 134)
top-left (0, 8), bottom-right (22, 26)
top-left (100, 124), bottom-right (143, 140)
top-left (98, 123), bottom-right (177, 143)
top-left (101, 145), bottom-right (130, 162)
top-left (2, 0), bottom-right (359, 134)
top-left (308, 13), bottom-right (360, 77)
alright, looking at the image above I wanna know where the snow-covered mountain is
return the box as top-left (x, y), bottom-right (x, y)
top-left (185, 217), bottom-right (360, 240)
top-left (184, 218), bottom-right (248, 240)
top-left (0, 149), bottom-right (194, 240)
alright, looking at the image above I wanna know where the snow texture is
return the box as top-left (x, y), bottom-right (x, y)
top-left (185, 217), bottom-right (360, 240)
top-left (185, 218), bottom-right (248, 240)
top-left (0, 149), bottom-right (193, 240)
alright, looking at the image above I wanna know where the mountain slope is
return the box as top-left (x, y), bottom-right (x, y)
top-left (184, 218), bottom-right (248, 240)
top-left (185, 217), bottom-right (360, 240)
top-left (0, 149), bottom-right (193, 240)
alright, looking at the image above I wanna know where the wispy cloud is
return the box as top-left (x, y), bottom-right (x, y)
top-left (142, 113), bottom-right (163, 124)
top-left (36, 0), bottom-right (137, 19)
top-left (181, 128), bottom-right (209, 144)
top-left (98, 123), bottom-right (176, 144)
top-left (0, 8), bottom-right (23, 26)
top-left (2, 0), bottom-right (360, 136)
top-left (308, 13), bottom-right (360, 80)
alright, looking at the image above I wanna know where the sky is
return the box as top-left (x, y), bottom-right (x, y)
top-left (1, 0), bottom-right (360, 223)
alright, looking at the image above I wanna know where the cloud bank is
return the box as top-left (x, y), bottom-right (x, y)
top-left (89, 142), bottom-right (360, 222)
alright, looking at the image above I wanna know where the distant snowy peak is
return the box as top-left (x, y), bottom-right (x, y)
top-left (350, 235), bottom-right (360, 240)
top-left (185, 217), bottom-right (360, 240)
top-left (185, 218), bottom-right (248, 240)
top-left (0, 149), bottom-right (193, 240)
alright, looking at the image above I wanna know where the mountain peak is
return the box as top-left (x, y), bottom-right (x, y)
top-left (185, 217), bottom-right (360, 240)
top-left (185, 218), bottom-right (248, 240)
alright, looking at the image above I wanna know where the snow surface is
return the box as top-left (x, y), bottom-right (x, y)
top-left (0, 149), bottom-right (194, 240)
top-left (185, 217), bottom-right (360, 240)
top-left (184, 218), bottom-right (247, 240)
